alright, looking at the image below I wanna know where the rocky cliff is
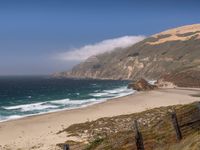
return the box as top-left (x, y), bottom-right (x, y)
top-left (55, 24), bottom-right (200, 82)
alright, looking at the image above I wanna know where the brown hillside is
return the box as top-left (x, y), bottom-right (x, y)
top-left (56, 24), bottom-right (200, 86)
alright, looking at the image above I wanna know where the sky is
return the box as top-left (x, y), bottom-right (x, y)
top-left (0, 0), bottom-right (200, 75)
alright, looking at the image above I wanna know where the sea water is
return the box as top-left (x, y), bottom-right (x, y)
top-left (0, 76), bottom-right (134, 122)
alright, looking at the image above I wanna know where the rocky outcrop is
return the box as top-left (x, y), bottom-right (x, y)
top-left (55, 24), bottom-right (200, 84)
top-left (128, 78), bottom-right (157, 91)
top-left (156, 79), bottom-right (176, 88)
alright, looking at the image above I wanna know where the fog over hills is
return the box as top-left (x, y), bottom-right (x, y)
top-left (56, 24), bottom-right (200, 86)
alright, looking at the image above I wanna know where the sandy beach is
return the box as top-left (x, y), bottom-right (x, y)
top-left (0, 87), bottom-right (200, 150)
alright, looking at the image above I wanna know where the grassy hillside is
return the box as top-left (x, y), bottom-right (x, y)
top-left (57, 101), bottom-right (200, 150)
top-left (56, 24), bottom-right (200, 84)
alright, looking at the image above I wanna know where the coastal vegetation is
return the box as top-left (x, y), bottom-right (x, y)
top-left (57, 102), bottom-right (200, 150)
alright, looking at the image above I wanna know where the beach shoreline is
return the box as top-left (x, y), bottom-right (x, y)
top-left (0, 87), bottom-right (200, 150)
top-left (0, 89), bottom-right (135, 124)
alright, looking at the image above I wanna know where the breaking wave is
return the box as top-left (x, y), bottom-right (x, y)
top-left (0, 85), bottom-right (134, 122)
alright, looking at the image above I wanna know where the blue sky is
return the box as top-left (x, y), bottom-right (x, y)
top-left (0, 0), bottom-right (200, 75)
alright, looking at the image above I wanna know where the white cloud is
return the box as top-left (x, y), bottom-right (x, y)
top-left (57, 35), bottom-right (145, 61)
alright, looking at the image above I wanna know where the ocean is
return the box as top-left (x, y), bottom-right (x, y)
top-left (0, 76), bottom-right (134, 122)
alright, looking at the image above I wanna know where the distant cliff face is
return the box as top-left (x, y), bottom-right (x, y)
top-left (55, 24), bottom-right (200, 81)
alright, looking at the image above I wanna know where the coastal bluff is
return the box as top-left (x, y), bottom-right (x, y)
top-left (54, 24), bottom-right (200, 87)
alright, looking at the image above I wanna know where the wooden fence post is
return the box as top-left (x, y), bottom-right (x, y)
top-left (171, 111), bottom-right (182, 141)
top-left (134, 120), bottom-right (144, 150)
top-left (63, 144), bottom-right (69, 150)
top-left (197, 102), bottom-right (200, 112)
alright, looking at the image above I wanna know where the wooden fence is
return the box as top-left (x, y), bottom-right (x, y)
top-left (63, 102), bottom-right (200, 150)
top-left (134, 102), bottom-right (200, 150)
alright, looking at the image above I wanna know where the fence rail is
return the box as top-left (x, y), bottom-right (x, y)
top-left (63, 102), bottom-right (200, 150)
top-left (133, 102), bottom-right (200, 150)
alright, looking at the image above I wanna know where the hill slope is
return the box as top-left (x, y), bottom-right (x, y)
top-left (57, 102), bottom-right (200, 150)
top-left (56, 24), bottom-right (200, 81)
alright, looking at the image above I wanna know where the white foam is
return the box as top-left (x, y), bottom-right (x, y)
top-left (148, 80), bottom-right (157, 85)
top-left (90, 86), bottom-right (134, 98)
top-left (3, 102), bottom-right (44, 110)
top-left (3, 102), bottom-right (58, 112)
top-left (2, 98), bottom-right (98, 114)
top-left (49, 98), bottom-right (70, 104)
top-left (21, 104), bottom-right (58, 112)
top-left (103, 86), bottom-right (128, 94)
top-left (0, 99), bottom-right (106, 123)
top-left (89, 92), bottom-right (109, 97)
top-left (113, 90), bottom-right (135, 98)
top-left (0, 115), bottom-right (23, 123)
top-left (0, 86), bottom-right (135, 122)
top-left (6, 115), bottom-right (22, 120)
top-left (50, 98), bottom-right (97, 105)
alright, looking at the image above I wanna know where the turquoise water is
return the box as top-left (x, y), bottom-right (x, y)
top-left (0, 76), bottom-right (134, 122)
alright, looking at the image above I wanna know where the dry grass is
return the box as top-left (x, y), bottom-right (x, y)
top-left (57, 102), bottom-right (200, 150)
